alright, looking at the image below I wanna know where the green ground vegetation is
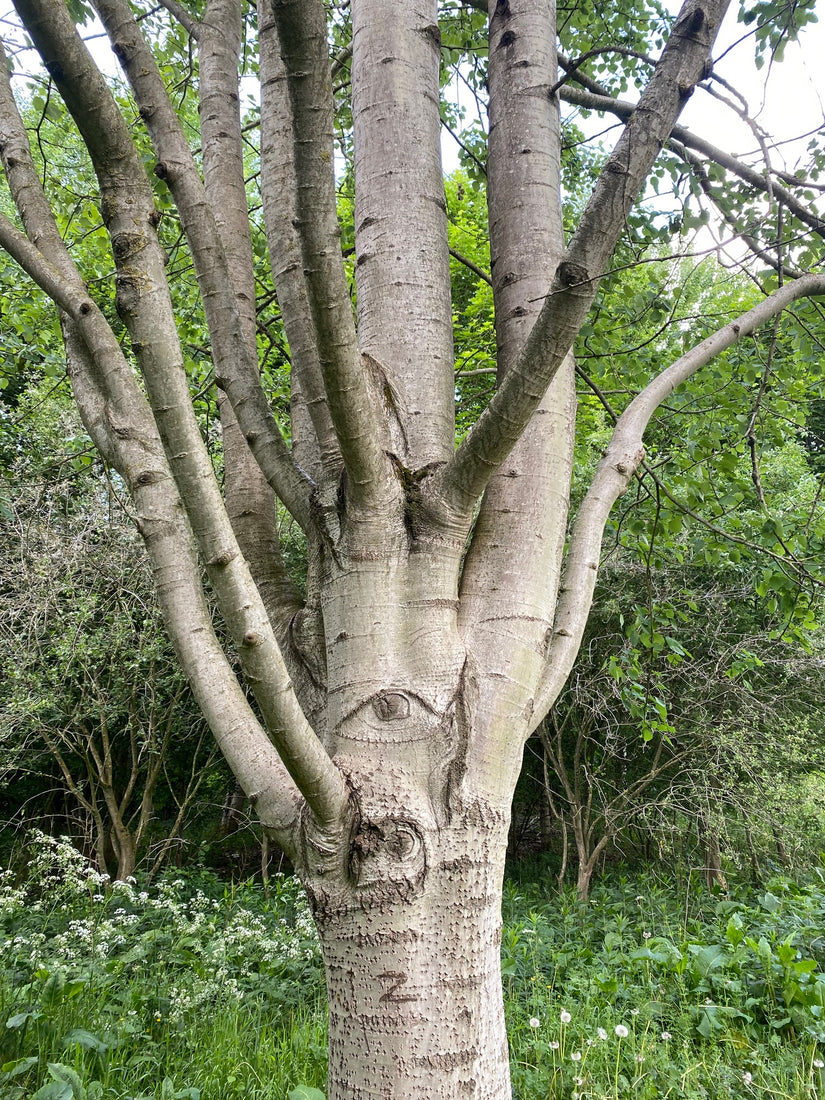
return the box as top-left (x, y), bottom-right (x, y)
top-left (2, 838), bottom-right (825, 1100)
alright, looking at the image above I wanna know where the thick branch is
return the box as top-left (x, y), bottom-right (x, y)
top-left (6, 4), bottom-right (349, 829)
top-left (0, 218), bottom-right (302, 847)
top-left (431, 0), bottom-right (731, 519)
top-left (89, 0), bottom-right (314, 532)
top-left (198, 0), bottom-right (304, 642)
top-left (350, 0), bottom-right (455, 468)
top-left (457, 0), bottom-right (575, 798)
top-left (530, 273), bottom-right (825, 729)
top-left (271, 0), bottom-right (394, 507)
top-left (258, 0), bottom-right (342, 486)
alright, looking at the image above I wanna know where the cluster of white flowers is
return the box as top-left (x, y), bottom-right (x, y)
top-left (1, 836), bottom-right (323, 1025)
top-left (0, 869), bottom-right (26, 918)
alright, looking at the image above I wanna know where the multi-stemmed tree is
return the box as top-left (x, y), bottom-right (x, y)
top-left (1, 0), bottom-right (823, 1094)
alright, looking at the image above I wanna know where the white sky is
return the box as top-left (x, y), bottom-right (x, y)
top-left (681, 6), bottom-right (825, 176)
top-left (440, 4), bottom-right (825, 182)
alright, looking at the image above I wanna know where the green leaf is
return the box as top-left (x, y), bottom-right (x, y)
top-left (693, 943), bottom-right (727, 977)
top-left (46, 1063), bottom-right (85, 1100)
top-left (0, 1057), bottom-right (38, 1078)
top-left (41, 971), bottom-right (66, 1009)
top-left (726, 913), bottom-right (744, 947)
top-left (31, 1084), bottom-right (73, 1100)
top-left (5, 1011), bottom-right (40, 1029)
top-left (62, 1029), bottom-right (108, 1054)
top-left (288, 1089), bottom-right (326, 1100)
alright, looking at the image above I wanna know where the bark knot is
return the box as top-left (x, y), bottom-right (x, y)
top-left (373, 692), bottom-right (410, 722)
top-left (556, 260), bottom-right (590, 289)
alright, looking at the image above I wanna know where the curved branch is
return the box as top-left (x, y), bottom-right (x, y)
top-left (6, 4), bottom-right (349, 829)
top-left (0, 207), bottom-right (346, 834)
top-left (530, 273), bottom-right (825, 730)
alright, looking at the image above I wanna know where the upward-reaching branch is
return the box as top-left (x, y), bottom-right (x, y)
top-left (531, 273), bottom-right (825, 729)
top-left (271, 0), bottom-right (394, 510)
top-left (89, 0), bottom-right (314, 532)
top-left (258, 0), bottom-right (342, 489)
top-left (0, 51), bottom-right (304, 848)
top-left (11, 0), bottom-right (349, 829)
top-left (350, 0), bottom-right (455, 468)
top-left (431, 0), bottom-right (731, 521)
top-left (457, 0), bottom-right (575, 795)
top-left (198, 0), bottom-right (304, 643)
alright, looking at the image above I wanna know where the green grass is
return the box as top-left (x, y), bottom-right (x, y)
top-left (1, 833), bottom-right (824, 1099)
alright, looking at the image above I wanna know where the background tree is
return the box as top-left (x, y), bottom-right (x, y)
top-left (0, 393), bottom-right (223, 879)
top-left (0, 0), bottom-right (824, 1097)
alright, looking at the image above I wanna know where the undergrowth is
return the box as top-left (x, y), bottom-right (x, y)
top-left (1, 833), bottom-right (823, 1098)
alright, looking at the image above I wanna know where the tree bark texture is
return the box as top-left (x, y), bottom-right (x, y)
top-left (4, 0), bottom-right (824, 1094)
top-left (310, 808), bottom-right (511, 1100)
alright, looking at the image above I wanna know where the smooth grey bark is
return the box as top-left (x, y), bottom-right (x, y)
top-left (457, 0), bottom-right (575, 801)
top-left (2, 0), bottom-right (823, 1094)
top-left (351, 0), bottom-right (455, 469)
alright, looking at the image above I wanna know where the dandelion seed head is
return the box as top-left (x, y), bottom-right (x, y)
top-left (615, 1024), bottom-right (629, 1038)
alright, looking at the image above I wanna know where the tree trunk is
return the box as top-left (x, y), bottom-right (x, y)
top-left (305, 805), bottom-right (511, 1100)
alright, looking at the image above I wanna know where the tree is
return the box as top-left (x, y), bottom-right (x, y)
top-left (0, 473), bottom-right (219, 881)
top-left (0, 0), bottom-right (823, 1095)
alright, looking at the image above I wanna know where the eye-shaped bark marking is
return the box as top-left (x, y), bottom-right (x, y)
top-left (338, 688), bottom-right (438, 743)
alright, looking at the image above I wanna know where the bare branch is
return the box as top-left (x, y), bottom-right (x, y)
top-left (89, 0), bottom-right (314, 531)
top-left (258, 0), bottom-right (342, 488)
top-left (457, 0), bottom-right (575, 800)
top-left (449, 246), bottom-right (491, 286)
top-left (198, 0), bottom-right (304, 638)
top-left (1, 13), bottom-right (348, 831)
top-left (530, 273), bottom-right (825, 729)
